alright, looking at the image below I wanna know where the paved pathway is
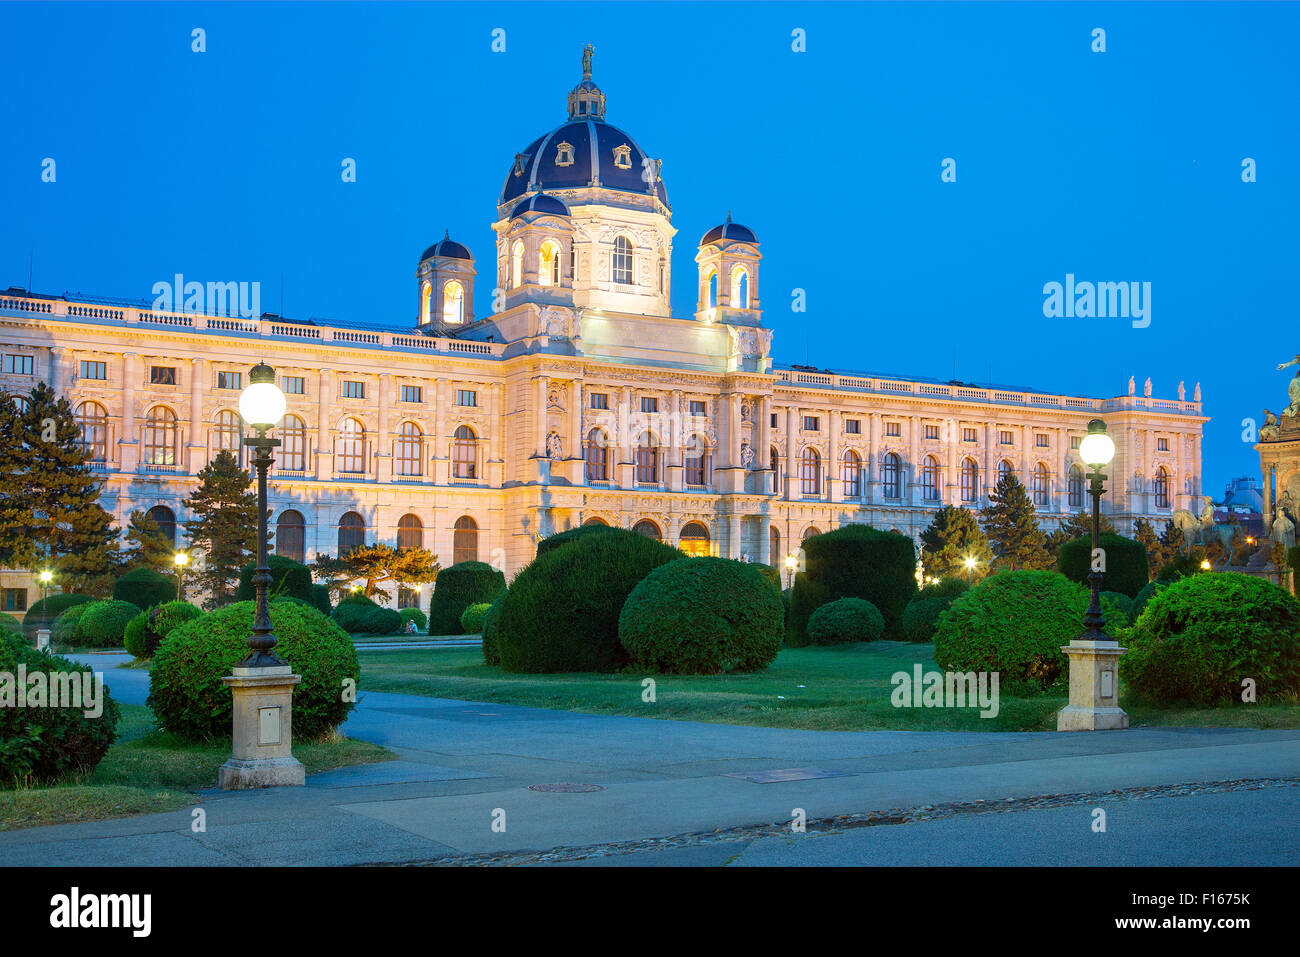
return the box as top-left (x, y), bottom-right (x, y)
top-left (3, 653), bottom-right (1297, 866)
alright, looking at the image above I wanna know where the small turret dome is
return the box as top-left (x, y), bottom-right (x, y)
top-left (419, 231), bottom-right (472, 264)
top-left (701, 214), bottom-right (756, 246)
top-left (510, 193), bottom-right (570, 219)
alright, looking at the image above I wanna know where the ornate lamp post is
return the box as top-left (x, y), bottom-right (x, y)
top-left (964, 556), bottom-right (977, 584)
top-left (219, 362), bottom-right (305, 788)
top-left (784, 553), bottom-right (797, 589)
top-left (1058, 419), bottom-right (1128, 731)
top-left (37, 569), bottom-right (53, 650)
top-left (173, 551), bottom-right (189, 603)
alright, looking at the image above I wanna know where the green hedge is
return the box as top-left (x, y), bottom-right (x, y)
top-left (807, 597), bottom-right (885, 645)
top-left (331, 595), bottom-right (402, 635)
top-left (148, 601), bottom-right (359, 741)
top-left (398, 607), bottom-right (427, 632)
top-left (1100, 590), bottom-right (1134, 628)
top-left (619, 557), bottom-right (783, 674)
top-left (919, 577), bottom-right (970, 600)
top-left (0, 632), bottom-right (121, 785)
top-left (22, 594), bottom-right (93, 641)
top-left (460, 603), bottom-right (491, 634)
top-left (113, 566), bottom-right (178, 610)
top-left (535, 523), bottom-right (620, 557)
top-left (480, 591), bottom-right (506, 666)
top-left (50, 604), bottom-right (92, 646)
top-left (76, 599), bottom-right (142, 648)
top-left (1121, 572), bottom-right (1300, 704)
top-left (1287, 545), bottom-right (1300, 574)
top-left (428, 562), bottom-right (506, 636)
top-left (1131, 580), bottom-right (1169, 620)
top-left (236, 555), bottom-right (315, 603)
top-left (498, 528), bottom-right (681, 673)
top-left (1057, 533), bottom-right (1148, 598)
top-left (311, 583), bottom-right (333, 617)
top-left (1157, 553), bottom-right (1208, 581)
top-left (0, 612), bottom-right (21, 635)
top-left (125, 601), bottom-right (203, 659)
top-left (788, 525), bottom-right (916, 645)
top-left (901, 596), bottom-right (952, 643)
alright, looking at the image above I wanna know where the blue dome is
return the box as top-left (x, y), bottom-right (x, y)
top-left (701, 219), bottom-right (757, 246)
top-left (500, 119), bottom-right (669, 208)
top-left (510, 193), bottom-right (570, 219)
top-left (419, 235), bottom-right (472, 263)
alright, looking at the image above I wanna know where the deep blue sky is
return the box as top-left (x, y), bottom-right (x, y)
top-left (3, 2), bottom-right (1298, 497)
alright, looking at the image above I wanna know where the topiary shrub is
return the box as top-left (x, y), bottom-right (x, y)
top-left (1157, 553), bottom-right (1207, 582)
top-left (123, 610), bottom-right (150, 659)
top-left (0, 631), bottom-right (121, 785)
top-left (498, 528), bottom-right (681, 673)
top-left (618, 557), bottom-right (783, 674)
top-left (113, 566), bottom-right (177, 610)
top-left (0, 612), bottom-right (22, 634)
top-left (535, 523), bottom-right (620, 558)
top-left (1131, 579), bottom-right (1169, 620)
top-left (1121, 572), bottom-right (1300, 705)
top-left (807, 596), bottom-right (885, 645)
top-left (148, 601), bottom-right (359, 741)
top-left (919, 577), bottom-right (970, 600)
top-left (236, 555), bottom-right (314, 603)
top-left (51, 604), bottom-right (92, 646)
top-left (428, 562), bottom-right (506, 636)
top-left (480, 591), bottom-right (506, 666)
top-left (788, 525), bottom-right (916, 645)
top-left (1057, 533), bottom-right (1148, 598)
top-left (76, 599), bottom-right (142, 648)
top-left (311, 583), bottom-right (333, 617)
top-left (460, 602), bottom-right (491, 634)
top-left (398, 607), bottom-right (427, 632)
top-left (271, 596), bottom-right (312, 609)
top-left (753, 564), bottom-right (782, 596)
top-left (1287, 545), bottom-right (1300, 575)
top-left (124, 601), bottom-right (204, 659)
top-left (331, 595), bottom-right (402, 635)
top-left (933, 570), bottom-right (1092, 693)
top-left (901, 596), bottom-right (952, 643)
top-left (21, 594), bottom-right (93, 641)
top-left (1101, 590), bottom-right (1134, 626)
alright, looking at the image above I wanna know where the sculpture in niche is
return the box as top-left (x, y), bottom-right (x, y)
top-left (546, 431), bottom-right (563, 460)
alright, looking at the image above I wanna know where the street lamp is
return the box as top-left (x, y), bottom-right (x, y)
top-left (237, 361), bottom-right (287, 667)
top-left (1077, 419), bottom-right (1116, 642)
top-left (38, 568), bottom-right (52, 626)
top-left (1200, 558), bottom-right (1212, 571)
top-left (963, 556), bottom-right (977, 583)
top-left (173, 551), bottom-right (189, 602)
top-left (784, 553), bottom-right (797, 589)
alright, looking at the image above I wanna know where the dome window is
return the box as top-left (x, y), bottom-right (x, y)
top-left (539, 241), bottom-right (560, 287)
top-left (612, 236), bottom-right (633, 285)
top-left (443, 280), bottom-right (464, 324)
top-left (555, 141), bottom-right (575, 167)
top-left (511, 241), bottom-right (525, 288)
top-left (612, 144), bottom-right (632, 170)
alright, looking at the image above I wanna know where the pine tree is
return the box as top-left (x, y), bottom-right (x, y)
top-left (1058, 508), bottom-right (1117, 540)
top-left (121, 509), bottom-right (177, 573)
top-left (919, 505), bottom-right (993, 579)
top-left (1132, 518), bottom-right (1164, 579)
top-left (183, 450), bottom-right (260, 608)
top-left (1158, 519), bottom-right (1186, 556)
top-left (314, 542), bottom-right (439, 603)
top-left (979, 472), bottom-right (1050, 571)
top-left (0, 396), bottom-right (33, 569)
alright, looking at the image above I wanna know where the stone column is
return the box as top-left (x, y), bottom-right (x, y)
top-left (729, 394), bottom-right (742, 469)
top-left (535, 376), bottom-right (550, 457)
top-left (758, 395), bottom-right (771, 494)
top-left (315, 369), bottom-right (333, 480)
top-left (489, 382), bottom-right (503, 486)
top-left (729, 513), bottom-right (742, 561)
top-left (867, 412), bottom-right (880, 505)
top-left (758, 513), bottom-right (771, 565)
top-left (188, 358), bottom-right (207, 472)
top-left (828, 409), bottom-right (840, 503)
top-left (618, 385), bottom-right (633, 487)
top-left (120, 353), bottom-right (139, 472)
top-left (907, 416), bottom-right (920, 505)
top-left (1263, 464), bottom-right (1274, 526)
top-left (48, 347), bottom-right (65, 394)
top-left (1055, 426), bottom-right (1067, 513)
top-left (983, 423), bottom-right (994, 501)
top-left (376, 373), bottom-right (392, 483)
top-left (667, 390), bottom-right (682, 491)
top-left (1175, 430), bottom-right (1187, 512)
top-left (433, 378), bottom-right (448, 484)
top-left (570, 379), bottom-right (585, 485)
top-left (785, 404), bottom-right (797, 501)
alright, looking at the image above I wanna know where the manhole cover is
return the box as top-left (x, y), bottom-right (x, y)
top-left (527, 782), bottom-right (606, 793)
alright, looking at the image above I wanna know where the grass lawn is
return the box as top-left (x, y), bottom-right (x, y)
top-left (358, 641), bottom-right (1300, 733)
top-left (0, 703), bottom-right (396, 832)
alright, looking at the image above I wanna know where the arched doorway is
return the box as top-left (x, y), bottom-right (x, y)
top-left (679, 521), bottom-right (711, 557)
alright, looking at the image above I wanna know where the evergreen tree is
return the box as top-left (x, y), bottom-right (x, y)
top-left (121, 509), bottom-right (177, 574)
top-left (919, 505), bottom-right (993, 579)
top-left (1132, 518), bottom-right (1165, 578)
top-left (1158, 519), bottom-right (1186, 557)
top-left (1058, 508), bottom-right (1117, 540)
top-left (979, 472), bottom-right (1050, 571)
top-left (0, 396), bottom-right (32, 569)
top-left (183, 450), bottom-right (260, 608)
top-left (313, 542), bottom-right (439, 603)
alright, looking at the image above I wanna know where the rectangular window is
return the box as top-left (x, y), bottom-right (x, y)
top-left (151, 366), bottom-right (177, 386)
top-left (401, 385), bottom-right (423, 403)
top-left (79, 360), bottom-right (107, 380)
top-left (885, 422), bottom-right (901, 437)
top-left (693, 401), bottom-right (708, 418)
top-left (217, 370), bottom-right (241, 390)
top-left (590, 392), bottom-right (609, 410)
top-left (3, 354), bottom-right (34, 375)
top-left (1, 588), bottom-right (26, 612)
top-left (343, 380), bottom-right (365, 399)
top-left (962, 427), bottom-right (977, 443)
top-left (281, 375), bottom-right (305, 395)
top-left (844, 418), bottom-right (861, 434)
top-left (925, 424), bottom-right (940, 441)
top-left (1036, 433), bottom-right (1049, 448)
top-left (1071, 436), bottom-right (1081, 450)
top-left (999, 430), bottom-right (1014, 445)
top-left (770, 413), bottom-right (778, 428)
top-left (803, 416), bottom-right (820, 432)
top-left (1157, 437), bottom-right (1169, 451)
top-left (456, 389), bottom-right (477, 407)
top-left (641, 396), bottom-right (658, 414)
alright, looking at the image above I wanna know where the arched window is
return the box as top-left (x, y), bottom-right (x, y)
top-left (396, 421), bottom-right (423, 477)
top-left (75, 401), bottom-right (108, 462)
top-left (539, 241), bottom-right (560, 286)
top-left (770, 446), bottom-right (780, 494)
top-left (338, 511), bottom-right (365, 555)
top-left (146, 505), bottom-right (176, 548)
top-left (921, 455), bottom-right (941, 502)
top-left (337, 418), bottom-right (365, 474)
top-left (612, 235), bottom-right (633, 284)
top-left (276, 509), bottom-right (305, 563)
top-left (959, 458), bottom-right (979, 503)
top-left (215, 409), bottom-right (243, 463)
top-left (582, 517), bottom-right (609, 527)
top-left (731, 266), bottom-right (749, 308)
top-left (453, 515), bottom-right (478, 564)
top-left (635, 432), bottom-right (659, 484)
top-left (397, 513), bottom-right (423, 551)
top-left (684, 434), bottom-right (711, 486)
top-left (452, 425), bottom-right (477, 480)
top-left (633, 519), bottom-right (661, 541)
top-left (998, 459), bottom-right (1014, 481)
top-left (442, 280), bottom-right (464, 324)
top-left (144, 406), bottom-right (177, 466)
top-left (881, 452), bottom-right (902, 499)
top-left (585, 428), bottom-right (609, 481)
top-left (420, 280), bottom-right (432, 324)
top-left (1032, 462), bottom-right (1050, 506)
top-left (842, 450), bottom-right (862, 498)
top-left (511, 241), bottom-right (525, 288)
top-left (679, 521), bottom-right (711, 557)
top-left (802, 526), bottom-right (821, 542)
top-left (800, 447), bottom-right (821, 496)
top-left (707, 270), bottom-right (718, 309)
top-left (1154, 466), bottom-right (1170, 509)
top-left (279, 414), bottom-right (307, 471)
top-left (1068, 466), bottom-right (1084, 508)
top-left (769, 525), bottom-right (780, 567)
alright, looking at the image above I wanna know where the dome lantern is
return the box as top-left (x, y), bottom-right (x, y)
top-left (567, 44), bottom-right (606, 121)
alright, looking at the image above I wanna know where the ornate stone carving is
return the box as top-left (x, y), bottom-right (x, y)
top-left (1260, 410), bottom-right (1281, 442)
top-left (546, 431), bottom-right (563, 460)
top-left (1278, 354), bottom-right (1300, 417)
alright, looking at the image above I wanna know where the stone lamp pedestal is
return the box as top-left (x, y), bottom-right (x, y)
top-left (1057, 640), bottom-right (1129, 731)
top-left (218, 665), bottom-right (305, 789)
top-left (35, 628), bottom-right (50, 651)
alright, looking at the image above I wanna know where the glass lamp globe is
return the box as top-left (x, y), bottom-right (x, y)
top-left (174, 552), bottom-right (189, 568)
top-left (239, 362), bottom-right (286, 429)
top-left (1078, 419), bottom-right (1115, 468)
top-left (39, 570), bottom-right (52, 584)
top-left (964, 557), bottom-right (977, 570)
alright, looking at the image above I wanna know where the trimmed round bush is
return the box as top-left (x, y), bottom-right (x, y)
top-left (619, 557), bottom-right (783, 674)
top-left (113, 566), bottom-right (177, 610)
top-left (51, 604), bottom-right (92, 646)
top-left (933, 570), bottom-right (1091, 693)
top-left (148, 601), bottom-right (359, 741)
top-left (236, 555), bottom-right (314, 604)
top-left (919, 577), bottom-right (970, 600)
top-left (331, 595), bottom-right (402, 635)
top-left (76, 599), bottom-right (142, 648)
top-left (498, 528), bottom-right (681, 673)
top-left (807, 597), bottom-right (885, 645)
top-left (1057, 533), bottom-right (1149, 598)
top-left (1121, 572), bottom-right (1300, 704)
top-left (536, 523), bottom-right (620, 557)
top-left (271, 596), bottom-right (312, 609)
top-left (124, 601), bottom-right (204, 659)
top-left (123, 610), bottom-right (150, 659)
top-left (428, 562), bottom-right (506, 636)
top-left (0, 611), bottom-right (22, 634)
top-left (1131, 580), bottom-right (1169, 620)
top-left (398, 607), bottom-right (427, 632)
top-left (0, 631), bottom-right (121, 785)
top-left (480, 591), bottom-right (506, 666)
top-left (1100, 590), bottom-right (1134, 626)
top-left (311, 583), bottom-right (333, 617)
top-left (460, 602), bottom-right (491, 634)
top-left (754, 564), bottom-right (782, 596)
top-left (22, 594), bottom-right (93, 641)
top-left (788, 525), bottom-right (917, 645)
top-left (901, 596), bottom-right (952, 643)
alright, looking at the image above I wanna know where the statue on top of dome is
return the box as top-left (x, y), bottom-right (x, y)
top-left (582, 43), bottom-right (594, 78)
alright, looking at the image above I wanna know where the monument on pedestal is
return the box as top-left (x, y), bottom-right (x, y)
top-left (1255, 354), bottom-right (1300, 593)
